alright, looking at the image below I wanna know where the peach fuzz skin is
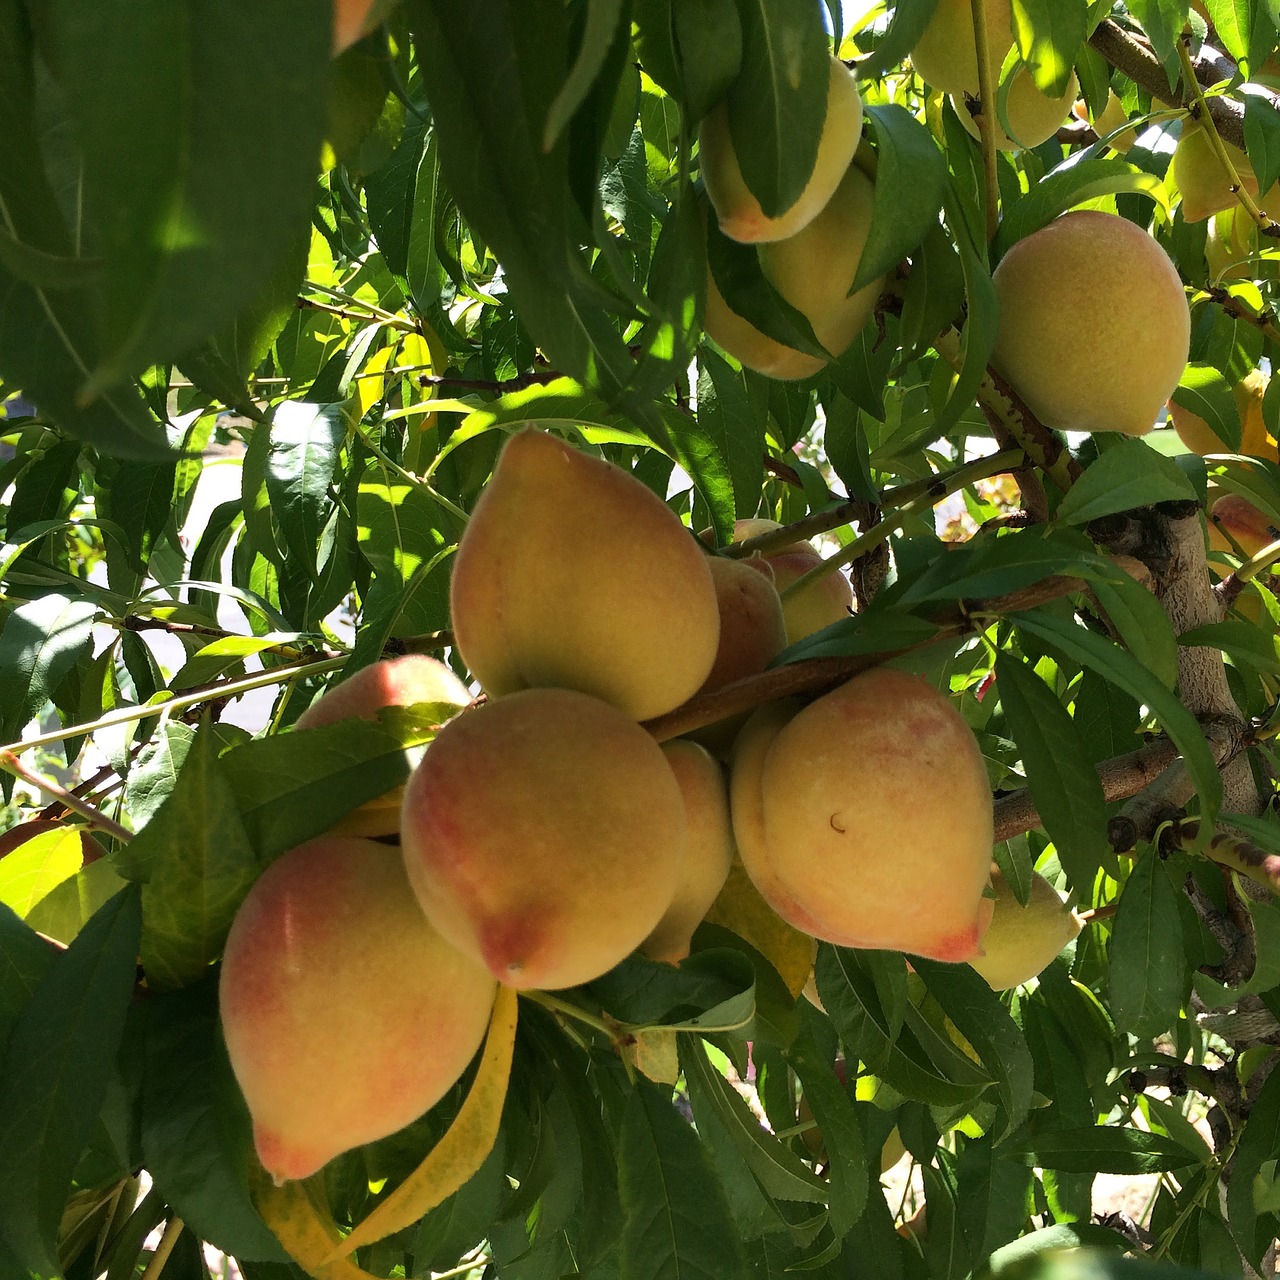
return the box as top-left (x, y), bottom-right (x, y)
top-left (219, 836), bottom-right (496, 1184)
top-left (729, 670), bottom-right (993, 961)
top-left (400, 687), bottom-right (687, 991)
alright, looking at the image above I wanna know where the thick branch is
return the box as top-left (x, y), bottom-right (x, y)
top-left (992, 738), bottom-right (1181, 842)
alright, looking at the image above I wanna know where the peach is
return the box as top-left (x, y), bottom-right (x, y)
top-left (1173, 122), bottom-right (1260, 224)
top-left (294, 654), bottom-right (471, 836)
top-left (1209, 493), bottom-right (1280, 558)
top-left (449, 429), bottom-right (720, 722)
top-left (968, 868), bottom-right (1082, 990)
top-left (1169, 369), bottom-right (1277, 460)
top-left (991, 211), bottom-right (1190, 436)
top-left (699, 56), bottom-right (864, 244)
top-left (704, 267), bottom-right (828, 381)
top-left (699, 556), bottom-right (788, 694)
top-left (400, 687), bottom-right (686, 990)
top-left (729, 670), bottom-right (993, 961)
top-left (641, 741), bottom-right (736, 964)
top-left (757, 163), bottom-right (885, 362)
top-left (219, 835), bottom-right (496, 1184)
top-left (730, 519), bottom-right (853, 644)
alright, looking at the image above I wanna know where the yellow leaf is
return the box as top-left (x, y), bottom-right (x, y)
top-left (356, 345), bottom-right (395, 419)
top-left (250, 1164), bottom-right (386, 1280)
top-left (327, 983), bottom-right (519, 1258)
top-left (623, 1027), bottom-right (679, 1085)
top-left (0, 827), bottom-right (84, 917)
top-left (704, 862), bottom-right (815, 999)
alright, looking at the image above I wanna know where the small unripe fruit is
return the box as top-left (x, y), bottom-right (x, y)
top-left (968, 868), bottom-right (1082, 990)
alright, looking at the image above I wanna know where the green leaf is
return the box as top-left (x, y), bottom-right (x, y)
top-left (1055, 438), bottom-right (1196, 525)
top-left (994, 653), bottom-right (1108, 893)
top-left (1179, 619), bottom-right (1280, 675)
top-left (0, 226), bottom-right (101, 290)
top-left (1012, 608), bottom-right (1223, 821)
top-left (618, 1079), bottom-right (748, 1280)
top-left (129, 726), bottom-right (260, 991)
top-left (788, 1026), bottom-right (867, 1237)
top-left (858, 0), bottom-right (943, 80)
top-left (724, 0), bottom-right (830, 219)
top-left (141, 978), bottom-right (288, 1262)
top-left (681, 1038), bottom-right (829, 1204)
top-left (1244, 87), bottom-right (1280, 197)
top-left (1109, 847), bottom-right (1187, 1039)
top-left (0, 826), bottom-right (84, 918)
top-left (1012, 0), bottom-right (1087, 97)
top-left (993, 158), bottom-right (1169, 260)
top-left (694, 350), bottom-right (762, 535)
top-left (1228, 1058), bottom-right (1280, 1267)
top-left (49, 0), bottom-right (330, 384)
top-left (912, 958), bottom-right (1035, 1140)
top-left (1003, 1125), bottom-right (1203, 1174)
top-left (23, 857), bottom-right (129, 945)
top-left (1088, 569), bottom-right (1180, 691)
top-left (1125, 0), bottom-right (1190, 61)
top-left (1170, 363), bottom-right (1240, 453)
top-left (0, 593), bottom-right (99, 745)
top-left (407, 0), bottom-right (638, 398)
top-left (854, 106), bottom-right (947, 293)
top-left (218, 715), bottom-right (436, 863)
top-left (672, 0), bottom-right (743, 124)
top-left (0, 886), bottom-right (142, 1277)
top-left (544, 0), bottom-right (627, 151)
top-left (1209, 0), bottom-right (1254, 63)
top-left (265, 401), bottom-right (347, 583)
top-left (0, 902), bottom-right (55, 1052)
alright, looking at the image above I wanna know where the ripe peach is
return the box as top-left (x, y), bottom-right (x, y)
top-left (449, 429), bottom-right (720, 721)
top-left (219, 835), bottom-right (496, 1184)
top-left (699, 556), bottom-right (788, 694)
top-left (400, 687), bottom-right (686, 990)
top-left (730, 671), bottom-right (993, 961)
top-left (699, 56), bottom-right (864, 244)
top-left (952, 70), bottom-right (1079, 152)
top-left (641, 741), bottom-right (735, 964)
top-left (333, 0), bottom-right (382, 54)
top-left (991, 211), bottom-right (1190, 436)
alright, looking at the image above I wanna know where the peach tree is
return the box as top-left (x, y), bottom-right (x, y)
top-left (1, 1), bottom-right (1280, 1278)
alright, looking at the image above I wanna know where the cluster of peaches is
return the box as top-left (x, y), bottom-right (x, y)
top-left (218, 428), bottom-right (1081, 1188)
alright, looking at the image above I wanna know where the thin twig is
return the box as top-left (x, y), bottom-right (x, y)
top-left (138, 1217), bottom-right (184, 1280)
top-left (0, 752), bottom-right (134, 843)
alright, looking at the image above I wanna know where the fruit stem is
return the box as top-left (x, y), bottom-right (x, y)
top-left (0, 751), bottom-right (134, 843)
top-left (778, 451), bottom-right (1024, 600)
top-left (1176, 39), bottom-right (1271, 231)
top-left (969, 0), bottom-right (1002, 242)
top-left (521, 990), bottom-right (623, 1041)
top-left (0, 654), bottom-right (348, 758)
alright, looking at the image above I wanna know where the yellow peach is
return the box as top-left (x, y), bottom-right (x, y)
top-left (400, 687), bottom-right (686, 990)
top-left (219, 835), bottom-right (496, 1183)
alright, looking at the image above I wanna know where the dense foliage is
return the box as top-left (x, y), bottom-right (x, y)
top-left (4, 1), bottom-right (1280, 1278)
